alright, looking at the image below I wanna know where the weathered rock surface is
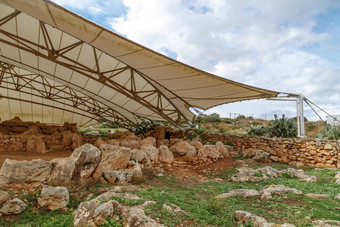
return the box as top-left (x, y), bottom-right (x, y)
top-left (142, 145), bottom-right (159, 164)
top-left (73, 198), bottom-right (112, 226)
top-left (0, 198), bottom-right (28, 215)
top-left (103, 170), bottom-right (133, 184)
top-left (231, 166), bottom-right (317, 183)
top-left (92, 145), bottom-right (130, 180)
top-left (0, 190), bottom-right (11, 205)
top-left (159, 145), bottom-right (173, 164)
top-left (73, 190), bottom-right (162, 227)
top-left (190, 140), bottom-right (203, 150)
top-left (38, 185), bottom-right (69, 210)
top-left (49, 144), bottom-right (101, 184)
top-left (36, 136), bottom-right (48, 154)
top-left (162, 203), bottom-right (185, 214)
top-left (197, 145), bottom-right (220, 163)
top-left (170, 141), bottom-right (196, 156)
top-left (215, 141), bottom-right (230, 158)
top-left (0, 159), bottom-right (52, 185)
top-left (335, 172), bottom-right (340, 184)
top-left (216, 185), bottom-right (302, 200)
top-left (131, 150), bottom-right (150, 165)
top-left (233, 210), bottom-right (295, 227)
top-left (139, 136), bottom-right (156, 148)
top-left (305, 193), bottom-right (328, 199)
top-left (282, 168), bottom-right (317, 182)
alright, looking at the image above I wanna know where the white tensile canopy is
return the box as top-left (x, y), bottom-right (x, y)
top-left (0, 0), bottom-right (279, 129)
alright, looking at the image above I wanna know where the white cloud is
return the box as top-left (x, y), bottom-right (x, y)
top-left (106, 0), bottom-right (340, 120)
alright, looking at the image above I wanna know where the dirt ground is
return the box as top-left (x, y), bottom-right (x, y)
top-left (0, 150), bottom-right (72, 167)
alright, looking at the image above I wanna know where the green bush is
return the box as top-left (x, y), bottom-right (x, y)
top-left (132, 119), bottom-right (162, 134)
top-left (268, 114), bottom-right (297, 138)
top-left (247, 125), bottom-right (269, 136)
top-left (317, 124), bottom-right (340, 140)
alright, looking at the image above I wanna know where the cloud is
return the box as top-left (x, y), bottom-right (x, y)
top-left (106, 0), bottom-right (340, 120)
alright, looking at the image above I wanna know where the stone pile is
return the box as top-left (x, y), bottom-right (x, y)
top-left (231, 166), bottom-right (317, 183)
top-left (216, 185), bottom-right (302, 200)
top-left (201, 132), bottom-right (340, 168)
top-left (233, 210), bottom-right (295, 227)
top-left (72, 190), bottom-right (163, 227)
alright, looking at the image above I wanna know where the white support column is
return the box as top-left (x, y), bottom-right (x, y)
top-left (297, 94), bottom-right (305, 137)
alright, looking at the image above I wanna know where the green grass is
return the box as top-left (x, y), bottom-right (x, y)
top-left (1, 163), bottom-right (339, 226)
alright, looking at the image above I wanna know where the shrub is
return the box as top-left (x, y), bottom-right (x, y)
top-left (247, 125), bottom-right (269, 136)
top-left (268, 114), bottom-right (297, 138)
top-left (317, 124), bottom-right (340, 140)
top-left (132, 119), bottom-right (162, 134)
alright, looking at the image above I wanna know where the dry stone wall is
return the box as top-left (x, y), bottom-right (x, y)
top-left (202, 133), bottom-right (340, 168)
top-left (0, 117), bottom-right (81, 153)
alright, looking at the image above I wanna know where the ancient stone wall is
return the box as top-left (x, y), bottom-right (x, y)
top-left (0, 117), bottom-right (81, 153)
top-left (202, 133), bottom-right (340, 168)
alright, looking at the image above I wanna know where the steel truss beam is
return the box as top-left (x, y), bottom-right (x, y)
top-left (0, 62), bottom-right (136, 129)
top-left (0, 10), bottom-right (191, 126)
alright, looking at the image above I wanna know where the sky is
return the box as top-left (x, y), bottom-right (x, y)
top-left (52, 0), bottom-right (340, 121)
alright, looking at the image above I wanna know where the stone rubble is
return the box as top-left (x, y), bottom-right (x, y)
top-left (0, 198), bottom-right (28, 215)
top-left (72, 190), bottom-right (163, 227)
top-left (162, 203), bottom-right (185, 214)
top-left (231, 166), bottom-right (317, 183)
top-left (233, 210), bottom-right (296, 227)
top-left (38, 185), bottom-right (69, 211)
top-left (216, 185), bottom-right (302, 200)
top-left (335, 171), bottom-right (340, 184)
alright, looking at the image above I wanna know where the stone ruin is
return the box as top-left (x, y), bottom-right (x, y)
top-left (0, 117), bottom-right (81, 153)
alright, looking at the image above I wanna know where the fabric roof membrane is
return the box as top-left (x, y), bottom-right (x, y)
top-left (0, 0), bottom-right (279, 128)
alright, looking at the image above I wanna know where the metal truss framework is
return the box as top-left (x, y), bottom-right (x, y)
top-left (0, 61), bottom-right (137, 128)
top-left (0, 9), bottom-right (191, 127)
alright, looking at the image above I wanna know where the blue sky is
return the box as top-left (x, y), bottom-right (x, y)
top-left (52, 0), bottom-right (340, 121)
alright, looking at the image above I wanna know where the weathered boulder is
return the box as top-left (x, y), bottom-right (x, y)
top-left (282, 168), bottom-right (317, 182)
top-left (71, 134), bottom-right (82, 150)
top-left (92, 145), bottom-right (131, 180)
top-left (197, 145), bottom-right (220, 163)
top-left (233, 210), bottom-right (267, 227)
top-left (36, 136), bottom-right (48, 154)
top-left (62, 131), bottom-right (73, 147)
top-left (0, 190), bottom-right (11, 205)
top-left (159, 145), bottom-right (173, 164)
top-left (216, 185), bottom-right (302, 200)
top-left (190, 140), bottom-right (204, 150)
top-left (139, 136), bottom-right (156, 148)
top-left (103, 170), bottom-right (133, 184)
top-left (131, 150), bottom-right (150, 165)
top-left (216, 189), bottom-right (261, 199)
top-left (128, 140), bottom-right (140, 150)
top-left (162, 203), bottom-right (185, 214)
top-left (120, 204), bottom-right (163, 227)
top-left (38, 185), bottom-right (69, 210)
top-left (215, 141), bottom-right (230, 158)
top-left (0, 198), bottom-right (28, 215)
top-left (142, 146), bottom-right (159, 164)
top-left (170, 141), bottom-right (196, 156)
top-left (26, 138), bottom-right (36, 152)
top-left (252, 150), bottom-right (270, 162)
top-left (0, 159), bottom-right (52, 185)
top-left (48, 144), bottom-right (101, 184)
top-left (73, 198), bottom-right (114, 227)
top-left (126, 162), bottom-right (143, 180)
top-left (233, 210), bottom-right (295, 227)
